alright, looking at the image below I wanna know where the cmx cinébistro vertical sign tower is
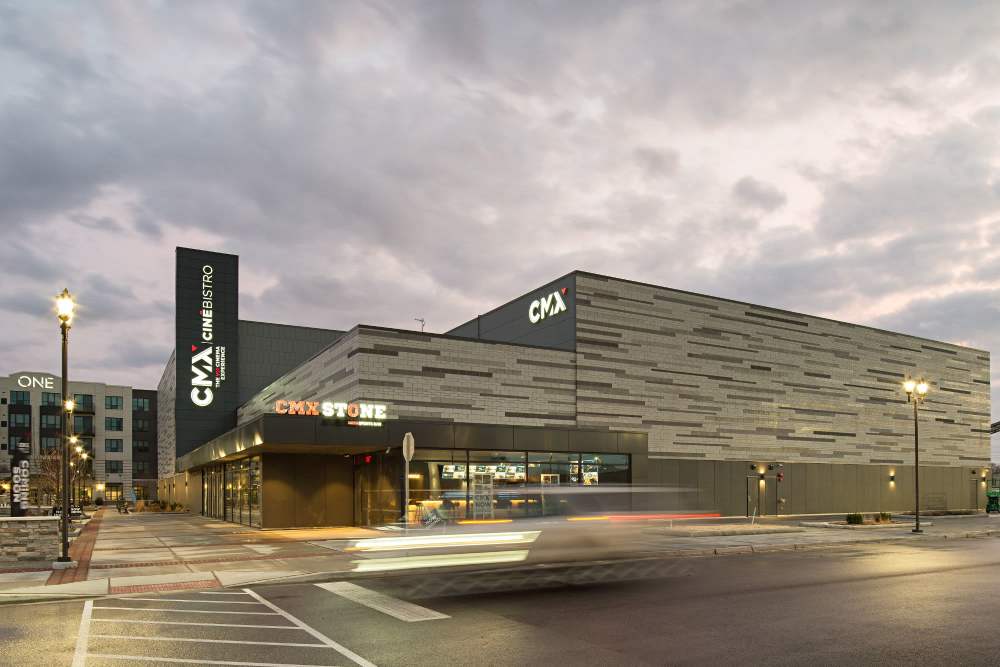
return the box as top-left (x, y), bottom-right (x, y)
top-left (175, 247), bottom-right (239, 459)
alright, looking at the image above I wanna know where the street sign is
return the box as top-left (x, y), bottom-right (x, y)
top-left (402, 432), bottom-right (415, 462)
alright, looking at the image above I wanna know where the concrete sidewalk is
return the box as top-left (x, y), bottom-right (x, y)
top-left (2, 510), bottom-right (998, 603)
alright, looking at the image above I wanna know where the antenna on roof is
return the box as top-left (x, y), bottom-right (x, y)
top-left (414, 317), bottom-right (426, 332)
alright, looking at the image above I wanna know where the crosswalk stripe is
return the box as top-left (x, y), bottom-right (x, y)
top-left (89, 634), bottom-right (328, 648)
top-left (90, 619), bottom-right (300, 629)
top-left (316, 581), bottom-right (449, 622)
top-left (86, 655), bottom-right (341, 666)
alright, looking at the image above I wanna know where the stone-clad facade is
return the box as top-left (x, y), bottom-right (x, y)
top-left (238, 327), bottom-right (578, 427)
top-left (156, 352), bottom-right (177, 480)
top-left (573, 273), bottom-right (991, 467)
top-left (0, 517), bottom-right (60, 562)
top-left (237, 274), bottom-right (989, 469)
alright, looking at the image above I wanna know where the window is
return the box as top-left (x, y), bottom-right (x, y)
top-left (134, 461), bottom-right (151, 476)
top-left (74, 415), bottom-right (94, 433)
top-left (580, 453), bottom-right (630, 485)
top-left (133, 484), bottom-right (149, 500)
top-left (9, 391), bottom-right (30, 405)
top-left (40, 414), bottom-right (61, 429)
top-left (41, 437), bottom-right (59, 452)
top-left (73, 394), bottom-right (94, 411)
top-left (133, 418), bottom-right (150, 432)
top-left (41, 392), bottom-right (61, 407)
top-left (132, 397), bottom-right (151, 412)
top-left (105, 439), bottom-right (123, 453)
top-left (105, 460), bottom-right (123, 474)
top-left (134, 440), bottom-right (150, 454)
top-left (104, 483), bottom-right (122, 501)
top-left (11, 413), bottom-right (31, 428)
top-left (105, 417), bottom-right (123, 431)
top-left (105, 395), bottom-right (123, 410)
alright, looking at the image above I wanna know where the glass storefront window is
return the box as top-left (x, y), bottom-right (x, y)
top-left (407, 460), bottom-right (468, 523)
top-left (203, 457), bottom-right (261, 528)
top-left (581, 453), bottom-right (630, 485)
top-left (469, 451), bottom-right (528, 519)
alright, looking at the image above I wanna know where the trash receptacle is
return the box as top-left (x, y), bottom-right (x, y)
top-left (987, 489), bottom-right (1000, 514)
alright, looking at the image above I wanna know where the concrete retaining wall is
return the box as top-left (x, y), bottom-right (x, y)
top-left (0, 516), bottom-right (60, 562)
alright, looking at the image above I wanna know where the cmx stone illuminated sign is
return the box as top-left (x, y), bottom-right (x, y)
top-left (274, 400), bottom-right (387, 427)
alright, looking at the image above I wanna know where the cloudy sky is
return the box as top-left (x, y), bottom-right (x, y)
top-left (2, 2), bottom-right (1000, 439)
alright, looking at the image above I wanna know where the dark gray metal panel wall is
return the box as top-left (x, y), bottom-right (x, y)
top-left (237, 321), bottom-right (344, 405)
top-left (646, 458), bottom-right (989, 515)
top-left (445, 274), bottom-right (576, 351)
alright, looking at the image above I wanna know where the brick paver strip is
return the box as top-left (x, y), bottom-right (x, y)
top-left (109, 579), bottom-right (219, 594)
top-left (46, 509), bottom-right (104, 586)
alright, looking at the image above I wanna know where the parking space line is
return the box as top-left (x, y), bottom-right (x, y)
top-left (86, 655), bottom-right (344, 666)
top-left (91, 619), bottom-right (300, 629)
top-left (200, 591), bottom-right (254, 596)
top-left (93, 606), bottom-right (279, 615)
top-left (315, 582), bottom-right (449, 622)
top-left (71, 599), bottom-right (93, 667)
top-left (90, 635), bottom-right (329, 648)
top-left (116, 597), bottom-right (264, 604)
top-left (244, 588), bottom-right (377, 667)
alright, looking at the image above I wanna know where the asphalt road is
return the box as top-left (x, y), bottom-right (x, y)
top-left (6, 536), bottom-right (1000, 666)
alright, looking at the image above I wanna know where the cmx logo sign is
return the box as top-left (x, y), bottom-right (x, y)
top-left (528, 286), bottom-right (569, 324)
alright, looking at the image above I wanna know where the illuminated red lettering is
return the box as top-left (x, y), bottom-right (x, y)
top-left (346, 403), bottom-right (360, 418)
top-left (275, 400), bottom-right (289, 414)
top-left (287, 401), bottom-right (306, 415)
top-left (306, 401), bottom-right (320, 416)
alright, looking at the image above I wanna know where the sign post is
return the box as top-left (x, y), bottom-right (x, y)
top-left (402, 432), bottom-right (415, 531)
top-left (11, 442), bottom-right (31, 517)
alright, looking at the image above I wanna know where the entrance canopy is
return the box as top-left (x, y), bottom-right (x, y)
top-left (176, 415), bottom-right (649, 478)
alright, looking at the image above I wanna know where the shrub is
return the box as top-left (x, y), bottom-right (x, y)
top-left (846, 513), bottom-right (864, 525)
top-left (879, 512), bottom-right (891, 522)
top-left (95, 497), bottom-right (104, 506)
top-left (135, 500), bottom-right (146, 512)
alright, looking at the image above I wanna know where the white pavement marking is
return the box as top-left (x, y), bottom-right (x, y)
top-left (243, 588), bottom-right (377, 667)
top-left (91, 619), bottom-right (300, 629)
top-left (117, 597), bottom-right (264, 604)
top-left (86, 655), bottom-right (344, 666)
top-left (89, 635), bottom-right (328, 648)
top-left (200, 591), bottom-right (253, 595)
top-left (93, 606), bottom-right (279, 615)
top-left (316, 582), bottom-right (449, 623)
top-left (71, 599), bottom-right (93, 667)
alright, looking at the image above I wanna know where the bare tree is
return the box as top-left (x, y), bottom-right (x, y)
top-left (31, 450), bottom-right (62, 507)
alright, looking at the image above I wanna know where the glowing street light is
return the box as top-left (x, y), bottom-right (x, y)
top-left (903, 377), bottom-right (929, 534)
top-left (56, 287), bottom-right (76, 563)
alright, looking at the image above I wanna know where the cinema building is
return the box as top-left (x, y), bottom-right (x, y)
top-left (157, 248), bottom-right (991, 528)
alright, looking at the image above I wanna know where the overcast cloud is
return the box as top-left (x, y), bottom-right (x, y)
top-left (2, 1), bottom-right (999, 453)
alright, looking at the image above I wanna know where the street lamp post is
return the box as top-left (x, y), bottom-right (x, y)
top-left (903, 378), bottom-right (929, 534)
top-left (56, 288), bottom-right (75, 563)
